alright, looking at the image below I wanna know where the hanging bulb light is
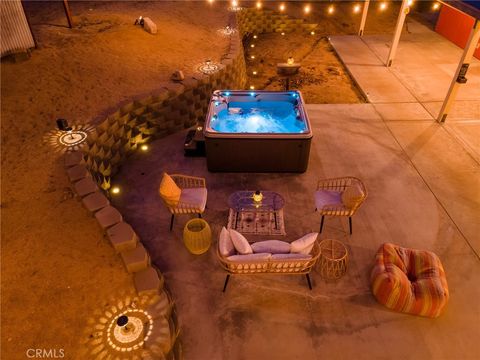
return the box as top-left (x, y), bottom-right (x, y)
top-left (379, 2), bottom-right (388, 11)
top-left (207, 0), bottom-right (214, 4)
top-left (432, 2), bottom-right (440, 10)
top-left (304, 4), bottom-right (311, 14)
top-left (232, 0), bottom-right (238, 8)
top-left (328, 4), bottom-right (335, 14)
top-left (353, 4), bottom-right (361, 13)
top-left (256, 1), bottom-right (262, 9)
top-left (279, 3), bottom-right (285, 12)
top-left (407, 0), bottom-right (414, 6)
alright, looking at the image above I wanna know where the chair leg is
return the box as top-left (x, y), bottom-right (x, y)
top-left (222, 274), bottom-right (230, 292)
top-left (306, 274), bottom-right (312, 290)
top-left (349, 217), bottom-right (352, 235)
top-left (198, 213), bottom-right (202, 218)
top-left (170, 214), bottom-right (174, 231)
top-left (319, 215), bottom-right (325, 233)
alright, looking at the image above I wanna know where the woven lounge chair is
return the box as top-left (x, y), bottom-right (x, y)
top-left (315, 176), bottom-right (367, 234)
top-left (159, 173), bottom-right (207, 231)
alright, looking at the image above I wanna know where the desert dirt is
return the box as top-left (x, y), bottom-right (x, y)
top-left (1, 1), bottom-right (428, 358)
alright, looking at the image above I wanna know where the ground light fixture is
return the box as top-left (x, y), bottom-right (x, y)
top-left (111, 186), bottom-right (121, 195)
top-left (140, 144), bottom-right (149, 151)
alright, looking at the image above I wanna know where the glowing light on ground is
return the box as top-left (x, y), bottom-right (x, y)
top-left (44, 123), bottom-right (94, 153)
top-left (111, 186), bottom-right (120, 195)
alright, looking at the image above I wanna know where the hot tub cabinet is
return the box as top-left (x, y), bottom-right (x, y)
top-left (204, 90), bottom-right (312, 172)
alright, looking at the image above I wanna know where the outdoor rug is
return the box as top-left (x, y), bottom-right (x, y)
top-left (227, 209), bottom-right (286, 236)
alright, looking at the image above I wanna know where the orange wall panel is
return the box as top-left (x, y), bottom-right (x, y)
top-left (435, 6), bottom-right (480, 59)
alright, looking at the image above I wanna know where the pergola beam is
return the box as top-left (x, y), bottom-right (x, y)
top-left (437, 19), bottom-right (480, 123)
top-left (386, 0), bottom-right (410, 67)
top-left (358, 0), bottom-right (370, 36)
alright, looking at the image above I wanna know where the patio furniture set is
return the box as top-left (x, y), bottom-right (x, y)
top-left (159, 171), bottom-right (450, 318)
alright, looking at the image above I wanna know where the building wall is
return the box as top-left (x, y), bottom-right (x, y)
top-left (1, 0), bottom-right (35, 57)
top-left (435, 5), bottom-right (480, 60)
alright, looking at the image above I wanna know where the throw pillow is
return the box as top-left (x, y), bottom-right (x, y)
top-left (341, 184), bottom-right (364, 209)
top-left (229, 229), bottom-right (253, 255)
top-left (251, 240), bottom-right (290, 254)
top-left (290, 232), bottom-right (318, 255)
top-left (159, 173), bottom-right (181, 207)
top-left (219, 227), bottom-right (236, 257)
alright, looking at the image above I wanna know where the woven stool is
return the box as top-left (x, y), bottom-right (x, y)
top-left (319, 239), bottom-right (348, 279)
top-left (120, 242), bottom-right (150, 273)
top-left (183, 218), bottom-right (211, 255)
top-left (107, 222), bottom-right (138, 252)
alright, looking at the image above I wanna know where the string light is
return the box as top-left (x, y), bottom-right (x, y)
top-left (353, 4), bottom-right (361, 13)
top-left (249, 85), bottom-right (255, 90)
top-left (328, 5), bottom-right (335, 14)
top-left (281, 32), bottom-right (285, 36)
top-left (407, 0), bottom-right (414, 6)
top-left (256, 1), bottom-right (262, 9)
top-left (310, 31), bottom-right (315, 35)
top-left (379, 2), bottom-right (388, 11)
top-left (140, 144), bottom-right (149, 151)
top-left (253, 35), bottom-right (258, 39)
top-left (304, 4), bottom-right (311, 14)
top-left (279, 3), bottom-right (285, 12)
top-left (250, 44), bottom-right (255, 48)
top-left (231, 0), bottom-right (238, 8)
top-left (207, 0), bottom-right (214, 3)
top-left (432, 2), bottom-right (440, 10)
top-left (252, 71), bottom-right (257, 75)
top-left (250, 55), bottom-right (255, 59)
top-left (111, 186), bottom-right (120, 195)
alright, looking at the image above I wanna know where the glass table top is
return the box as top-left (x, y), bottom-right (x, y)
top-left (228, 191), bottom-right (285, 212)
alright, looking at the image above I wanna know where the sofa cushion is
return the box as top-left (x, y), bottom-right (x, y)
top-left (290, 233), bottom-right (318, 254)
top-left (159, 173), bottom-right (181, 207)
top-left (341, 184), bottom-right (364, 209)
top-left (227, 253), bottom-right (271, 262)
top-left (271, 253), bottom-right (312, 260)
top-left (219, 226), bottom-right (235, 257)
top-left (251, 240), bottom-right (290, 254)
top-left (229, 229), bottom-right (253, 255)
top-left (314, 189), bottom-right (341, 210)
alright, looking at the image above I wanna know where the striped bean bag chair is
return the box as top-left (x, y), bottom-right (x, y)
top-left (371, 243), bottom-right (449, 318)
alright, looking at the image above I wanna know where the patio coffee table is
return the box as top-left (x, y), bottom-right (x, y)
top-left (228, 190), bottom-right (285, 230)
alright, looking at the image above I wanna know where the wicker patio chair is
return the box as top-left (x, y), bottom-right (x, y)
top-left (159, 173), bottom-right (207, 231)
top-left (315, 176), bottom-right (367, 234)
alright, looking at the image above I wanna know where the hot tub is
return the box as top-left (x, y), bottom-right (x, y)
top-left (204, 90), bottom-right (312, 172)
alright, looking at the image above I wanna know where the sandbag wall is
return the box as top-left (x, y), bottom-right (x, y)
top-left (82, 31), bottom-right (247, 189)
top-left (236, 8), bottom-right (317, 35)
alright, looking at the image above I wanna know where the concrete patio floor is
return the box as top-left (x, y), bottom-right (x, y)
top-left (113, 101), bottom-right (479, 359)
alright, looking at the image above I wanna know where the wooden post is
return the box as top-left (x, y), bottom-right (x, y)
top-left (358, 0), bottom-right (370, 36)
top-left (62, 0), bottom-right (74, 28)
top-left (386, 0), bottom-right (409, 67)
top-left (437, 19), bottom-right (480, 123)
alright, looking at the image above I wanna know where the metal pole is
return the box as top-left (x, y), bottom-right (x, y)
top-left (62, 0), bottom-right (74, 28)
top-left (358, 0), bottom-right (370, 36)
top-left (437, 20), bottom-right (480, 123)
top-left (386, 0), bottom-right (409, 67)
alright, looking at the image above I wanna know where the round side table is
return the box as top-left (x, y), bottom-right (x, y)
top-left (183, 218), bottom-right (212, 255)
top-left (319, 239), bottom-right (348, 279)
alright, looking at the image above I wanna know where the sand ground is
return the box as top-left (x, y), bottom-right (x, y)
top-left (1, 1), bottom-right (424, 358)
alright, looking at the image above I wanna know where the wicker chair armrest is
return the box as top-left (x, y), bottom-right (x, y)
top-left (319, 203), bottom-right (349, 213)
top-left (174, 200), bottom-right (203, 212)
top-left (171, 174), bottom-right (206, 189)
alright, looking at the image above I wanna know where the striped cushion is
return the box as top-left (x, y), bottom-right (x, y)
top-left (371, 243), bottom-right (449, 318)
